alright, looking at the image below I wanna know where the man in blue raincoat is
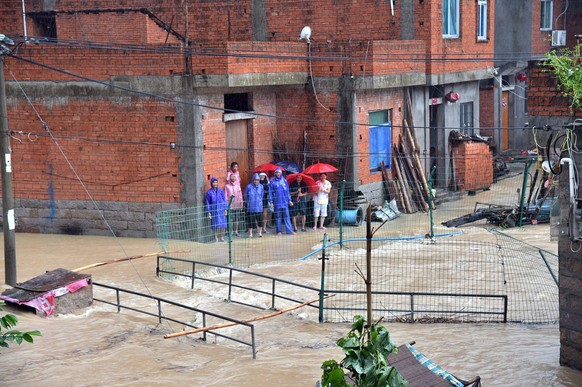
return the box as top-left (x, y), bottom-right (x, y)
top-left (205, 177), bottom-right (227, 242)
top-left (268, 168), bottom-right (295, 235)
top-left (244, 173), bottom-right (264, 237)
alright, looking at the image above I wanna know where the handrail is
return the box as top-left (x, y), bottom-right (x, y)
top-left (156, 256), bottom-right (508, 323)
top-left (157, 256), bottom-right (322, 312)
top-left (92, 281), bottom-right (257, 358)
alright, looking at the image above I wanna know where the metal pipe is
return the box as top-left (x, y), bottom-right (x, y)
top-left (21, 0), bottom-right (27, 41)
top-left (560, 158), bottom-right (580, 240)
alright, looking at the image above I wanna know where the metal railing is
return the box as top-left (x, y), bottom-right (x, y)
top-left (157, 256), bottom-right (322, 311)
top-left (92, 281), bottom-right (257, 358)
top-left (323, 289), bottom-right (508, 323)
top-left (156, 256), bottom-right (509, 323)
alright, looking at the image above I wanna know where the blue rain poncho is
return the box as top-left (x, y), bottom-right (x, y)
top-left (205, 177), bottom-right (227, 230)
top-left (244, 173), bottom-right (264, 213)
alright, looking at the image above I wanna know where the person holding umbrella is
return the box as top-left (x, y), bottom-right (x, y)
top-left (268, 168), bottom-right (295, 236)
top-left (313, 173), bottom-right (332, 231)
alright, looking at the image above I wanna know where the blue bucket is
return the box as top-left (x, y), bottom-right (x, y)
top-left (335, 207), bottom-right (363, 226)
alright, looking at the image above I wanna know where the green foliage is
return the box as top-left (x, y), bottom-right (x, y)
top-left (543, 44), bottom-right (582, 112)
top-left (0, 301), bottom-right (41, 348)
top-left (321, 315), bottom-right (408, 387)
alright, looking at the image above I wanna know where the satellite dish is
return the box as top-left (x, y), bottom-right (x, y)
top-left (299, 26), bottom-right (311, 43)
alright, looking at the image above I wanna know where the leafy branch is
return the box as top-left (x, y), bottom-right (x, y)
top-left (321, 315), bottom-right (408, 387)
top-left (0, 301), bottom-right (41, 348)
top-left (543, 44), bottom-right (582, 113)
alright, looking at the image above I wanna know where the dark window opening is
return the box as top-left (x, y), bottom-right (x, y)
top-left (224, 93), bottom-right (251, 113)
top-left (29, 12), bottom-right (57, 39)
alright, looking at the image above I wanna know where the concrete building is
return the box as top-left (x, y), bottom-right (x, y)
top-left (1, 1), bottom-right (494, 236)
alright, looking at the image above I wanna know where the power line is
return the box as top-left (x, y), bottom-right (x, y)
top-left (6, 33), bottom-right (552, 64)
top-left (7, 54), bottom-right (549, 134)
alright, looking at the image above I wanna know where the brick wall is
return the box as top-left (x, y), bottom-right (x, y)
top-left (227, 42), bottom-right (307, 74)
top-left (527, 61), bottom-right (577, 117)
top-left (6, 98), bottom-right (180, 203)
top-left (451, 141), bottom-right (493, 191)
top-left (423, 0), bottom-right (494, 76)
top-left (55, 12), bottom-right (181, 45)
top-left (531, 0), bottom-right (568, 56)
top-left (479, 86), bottom-right (495, 138)
top-left (6, 46), bottom-right (184, 80)
top-left (355, 89), bottom-right (404, 187)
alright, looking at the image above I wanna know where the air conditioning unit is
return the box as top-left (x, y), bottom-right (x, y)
top-left (551, 30), bottom-right (566, 47)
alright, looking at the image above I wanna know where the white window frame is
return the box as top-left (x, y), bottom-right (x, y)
top-left (443, 0), bottom-right (460, 38)
top-left (541, 0), bottom-right (553, 31)
top-left (477, 0), bottom-right (488, 41)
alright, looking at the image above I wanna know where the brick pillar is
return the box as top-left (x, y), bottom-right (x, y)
top-left (451, 141), bottom-right (493, 191)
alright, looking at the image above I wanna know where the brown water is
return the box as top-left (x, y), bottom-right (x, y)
top-left (1, 233), bottom-right (581, 386)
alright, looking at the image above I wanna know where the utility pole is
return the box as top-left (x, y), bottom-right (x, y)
top-left (0, 40), bottom-right (16, 286)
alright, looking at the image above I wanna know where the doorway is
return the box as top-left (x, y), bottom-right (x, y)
top-left (226, 120), bottom-right (250, 187)
top-left (501, 91), bottom-right (509, 151)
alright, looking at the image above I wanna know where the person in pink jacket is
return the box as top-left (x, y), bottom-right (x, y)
top-left (224, 173), bottom-right (244, 237)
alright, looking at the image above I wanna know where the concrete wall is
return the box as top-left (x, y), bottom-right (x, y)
top-left (494, 0), bottom-right (533, 64)
top-left (11, 199), bottom-right (179, 238)
top-left (438, 81), bottom-right (481, 187)
top-left (527, 47), bottom-right (582, 372)
top-left (558, 136), bottom-right (582, 371)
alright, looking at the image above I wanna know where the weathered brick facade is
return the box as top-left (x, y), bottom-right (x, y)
top-left (1, 1), bottom-right (494, 236)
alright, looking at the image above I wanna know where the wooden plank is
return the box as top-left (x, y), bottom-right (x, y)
top-left (164, 296), bottom-right (329, 339)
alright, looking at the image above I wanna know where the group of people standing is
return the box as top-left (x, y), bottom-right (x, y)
top-left (205, 161), bottom-right (331, 242)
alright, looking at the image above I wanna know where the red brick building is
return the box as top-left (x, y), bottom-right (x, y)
top-left (1, 1), bottom-right (494, 236)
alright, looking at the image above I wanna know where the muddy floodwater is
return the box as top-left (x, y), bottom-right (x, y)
top-left (1, 232), bottom-right (582, 386)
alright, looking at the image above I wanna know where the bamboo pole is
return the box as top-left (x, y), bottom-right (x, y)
top-left (392, 145), bottom-right (413, 213)
top-left (400, 133), bottom-right (428, 212)
top-left (404, 120), bottom-right (433, 209)
top-left (164, 295), bottom-right (334, 339)
top-left (72, 250), bottom-right (191, 272)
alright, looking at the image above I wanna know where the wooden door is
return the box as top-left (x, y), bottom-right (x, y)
top-left (225, 120), bottom-right (250, 187)
top-left (501, 91), bottom-right (509, 151)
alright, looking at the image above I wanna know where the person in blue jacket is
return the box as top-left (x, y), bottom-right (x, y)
top-left (244, 173), bottom-right (264, 237)
top-left (268, 168), bottom-right (295, 235)
top-left (205, 176), bottom-right (227, 242)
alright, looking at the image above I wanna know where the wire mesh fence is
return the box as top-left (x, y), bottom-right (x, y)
top-left (155, 159), bottom-right (559, 323)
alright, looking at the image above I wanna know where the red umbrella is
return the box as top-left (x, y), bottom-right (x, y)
top-left (252, 163), bottom-right (285, 174)
top-left (286, 173), bottom-right (318, 193)
top-left (303, 162), bottom-right (338, 175)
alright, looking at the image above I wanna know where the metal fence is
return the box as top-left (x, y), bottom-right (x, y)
top-left (155, 159), bottom-right (559, 323)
